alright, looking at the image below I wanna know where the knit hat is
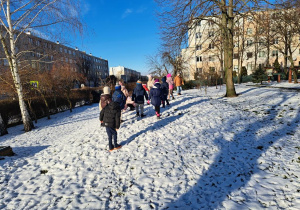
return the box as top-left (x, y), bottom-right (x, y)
top-left (167, 73), bottom-right (172, 78)
top-left (137, 80), bottom-right (142, 84)
top-left (154, 79), bottom-right (159, 83)
top-left (115, 82), bottom-right (121, 90)
top-left (103, 86), bottom-right (110, 94)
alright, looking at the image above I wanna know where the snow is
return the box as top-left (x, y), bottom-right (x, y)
top-left (0, 81), bottom-right (300, 209)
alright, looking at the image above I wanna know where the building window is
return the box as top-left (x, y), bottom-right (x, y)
top-left (64, 49), bottom-right (67, 53)
top-left (273, 38), bottom-right (278, 44)
top-left (234, 42), bottom-right (239, 48)
top-left (234, 65), bottom-right (238, 71)
top-left (258, 51), bottom-right (265, 58)
top-left (209, 55), bottom-right (215, 62)
top-left (272, 50), bottom-right (278, 57)
top-left (247, 16), bottom-right (253, 22)
top-left (259, 39), bottom-right (264, 46)
top-left (208, 43), bottom-right (214, 49)
top-left (4, 59), bottom-right (9, 66)
top-left (32, 62), bottom-right (36, 69)
top-left (208, 20), bottom-right (214, 26)
top-left (60, 47), bottom-right (63, 52)
top-left (196, 68), bottom-right (202, 73)
top-left (234, 53), bottom-right (239, 59)
top-left (209, 67), bottom-right (215, 72)
top-left (247, 39), bottom-right (253, 46)
top-left (196, 45), bottom-right (201, 51)
top-left (196, 56), bottom-right (202, 62)
top-left (208, 31), bottom-right (214, 37)
top-left (247, 28), bottom-right (253, 35)
top-left (196, 32), bottom-right (201, 39)
top-left (35, 40), bottom-right (40, 46)
top-left (247, 52), bottom-right (253, 59)
top-left (28, 37), bottom-right (33, 44)
top-left (247, 63), bottom-right (253, 71)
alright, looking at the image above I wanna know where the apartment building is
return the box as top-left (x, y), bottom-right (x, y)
top-left (0, 31), bottom-right (109, 87)
top-left (109, 66), bottom-right (141, 83)
top-left (181, 10), bottom-right (300, 81)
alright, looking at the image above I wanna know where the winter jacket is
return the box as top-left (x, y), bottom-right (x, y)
top-left (174, 75), bottom-right (184, 87)
top-left (112, 88), bottom-right (126, 110)
top-left (99, 94), bottom-right (112, 111)
top-left (166, 76), bottom-right (174, 90)
top-left (99, 101), bottom-right (121, 129)
top-left (149, 82), bottom-right (162, 106)
top-left (160, 77), bottom-right (169, 101)
top-left (132, 83), bottom-right (149, 104)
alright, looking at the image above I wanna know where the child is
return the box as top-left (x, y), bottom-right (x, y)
top-left (132, 80), bottom-right (149, 117)
top-left (161, 76), bottom-right (170, 108)
top-left (100, 101), bottom-right (122, 152)
top-left (112, 83), bottom-right (127, 122)
top-left (99, 86), bottom-right (112, 111)
top-left (166, 73), bottom-right (175, 100)
top-left (149, 78), bottom-right (162, 118)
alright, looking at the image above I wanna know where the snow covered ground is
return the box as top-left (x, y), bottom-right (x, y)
top-left (0, 82), bottom-right (299, 210)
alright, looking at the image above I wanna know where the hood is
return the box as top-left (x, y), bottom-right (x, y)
top-left (109, 101), bottom-right (121, 110)
top-left (136, 83), bottom-right (144, 90)
top-left (161, 76), bottom-right (166, 83)
top-left (153, 82), bottom-right (161, 88)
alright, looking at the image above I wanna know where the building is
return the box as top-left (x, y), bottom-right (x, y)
top-left (109, 66), bottom-right (141, 83)
top-left (181, 10), bottom-right (300, 81)
top-left (0, 31), bottom-right (109, 87)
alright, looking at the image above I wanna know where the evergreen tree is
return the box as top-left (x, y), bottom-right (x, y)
top-left (252, 66), bottom-right (267, 84)
top-left (273, 57), bottom-right (281, 73)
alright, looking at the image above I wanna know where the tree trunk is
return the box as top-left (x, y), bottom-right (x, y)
top-left (0, 113), bottom-right (8, 136)
top-left (37, 89), bottom-right (51, 119)
top-left (3, 0), bottom-right (34, 132)
top-left (287, 51), bottom-right (298, 84)
top-left (222, 0), bottom-right (237, 97)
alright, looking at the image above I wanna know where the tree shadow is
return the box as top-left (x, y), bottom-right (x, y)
top-left (165, 93), bottom-right (300, 209)
top-left (120, 98), bottom-right (209, 146)
top-left (0, 145), bottom-right (50, 167)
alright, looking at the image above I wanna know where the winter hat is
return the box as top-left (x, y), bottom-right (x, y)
top-left (136, 80), bottom-right (142, 84)
top-left (154, 78), bottom-right (159, 83)
top-left (103, 86), bottom-right (111, 95)
top-left (167, 73), bottom-right (172, 78)
top-left (115, 82), bottom-right (121, 90)
top-left (161, 76), bottom-right (166, 82)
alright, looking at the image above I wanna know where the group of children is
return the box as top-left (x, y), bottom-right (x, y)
top-left (99, 74), bottom-right (178, 152)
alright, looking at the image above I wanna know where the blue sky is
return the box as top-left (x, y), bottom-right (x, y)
top-left (73, 0), bottom-right (160, 75)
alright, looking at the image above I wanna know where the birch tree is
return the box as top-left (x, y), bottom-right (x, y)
top-left (0, 0), bottom-right (82, 131)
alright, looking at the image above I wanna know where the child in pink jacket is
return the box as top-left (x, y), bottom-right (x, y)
top-left (166, 73), bottom-right (175, 100)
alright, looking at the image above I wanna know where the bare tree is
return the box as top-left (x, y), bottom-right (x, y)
top-left (0, 0), bottom-right (82, 131)
top-left (155, 0), bottom-right (267, 97)
top-left (270, 1), bottom-right (300, 83)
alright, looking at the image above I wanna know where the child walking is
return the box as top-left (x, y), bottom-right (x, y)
top-left (100, 101), bottom-right (122, 152)
top-left (166, 73), bottom-right (175, 100)
top-left (132, 80), bottom-right (149, 117)
top-left (149, 79), bottom-right (162, 118)
top-left (161, 76), bottom-right (170, 108)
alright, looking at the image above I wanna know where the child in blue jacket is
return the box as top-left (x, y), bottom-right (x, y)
top-left (132, 80), bottom-right (149, 117)
top-left (149, 79), bottom-right (162, 118)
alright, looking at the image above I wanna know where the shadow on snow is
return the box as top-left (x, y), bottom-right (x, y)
top-left (164, 92), bottom-right (300, 209)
